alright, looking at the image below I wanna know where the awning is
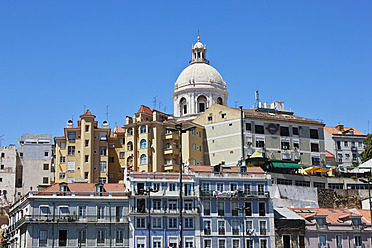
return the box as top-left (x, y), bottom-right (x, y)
top-left (304, 166), bottom-right (330, 173)
top-left (272, 162), bottom-right (301, 169)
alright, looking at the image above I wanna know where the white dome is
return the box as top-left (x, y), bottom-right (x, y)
top-left (175, 63), bottom-right (226, 90)
top-left (193, 41), bottom-right (204, 49)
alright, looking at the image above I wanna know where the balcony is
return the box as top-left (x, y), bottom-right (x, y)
top-left (164, 133), bottom-right (179, 140)
top-left (200, 190), bottom-right (269, 198)
top-left (163, 164), bottom-right (179, 172)
top-left (164, 148), bottom-right (179, 155)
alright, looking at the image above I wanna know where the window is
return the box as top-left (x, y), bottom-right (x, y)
top-left (246, 220), bottom-right (253, 235)
top-left (204, 240), bottom-right (212, 248)
top-left (39, 230), bottom-right (48, 246)
top-left (136, 237), bottom-right (146, 248)
top-left (319, 235), bottom-right (326, 248)
top-left (208, 116), bottom-right (212, 121)
top-left (78, 229), bottom-right (86, 246)
top-left (169, 237), bottom-right (178, 248)
top-left (85, 155), bottom-right (89, 163)
top-left (185, 238), bottom-right (194, 248)
top-left (169, 217), bottom-right (177, 228)
top-left (99, 177), bottom-right (106, 183)
top-left (99, 146), bottom-right (107, 156)
top-left (233, 239), bottom-right (240, 248)
top-left (97, 206), bottom-right (105, 220)
top-left (97, 230), bottom-right (105, 246)
top-left (344, 141), bottom-right (349, 147)
top-left (232, 220), bottom-right (240, 235)
top-left (231, 201), bottom-right (239, 216)
top-left (59, 230), bottom-right (67, 246)
top-left (218, 239), bottom-right (226, 248)
top-left (59, 172), bottom-right (65, 179)
top-left (78, 206), bottom-right (86, 220)
top-left (184, 200), bottom-right (192, 211)
top-left (311, 143), bottom-right (319, 152)
top-left (68, 146), bottom-right (75, 155)
top-left (140, 139), bottom-right (147, 148)
top-left (245, 202), bottom-right (252, 216)
top-left (317, 218), bottom-right (326, 229)
top-left (85, 125), bottom-right (89, 132)
top-left (293, 142), bottom-right (299, 149)
top-left (281, 141), bottom-right (290, 150)
top-left (258, 184), bottom-right (265, 195)
top-left (259, 202), bottom-right (265, 216)
top-left (184, 184), bottom-right (192, 196)
top-left (169, 200), bottom-right (177, 211)
top-left (185, 217), bottom-right (193, 228)
top-left (218, 201), bottom-right (224, 216)
top-left (108, 157), bottom-right (114, 163)
top-left (218, 220), bottom-right (225, 235)
top-left (260, 239), bottom-right (268, 248)
top-left (204, 220), bottom-right (211, 235)
top-left (127, 142), bottom-right (133, 151)
top-left (204, 201), bottom-right (210, 215)
top-left (244, 184), bottom-right (251, 195)
top-left (314, 182), bottom-right (326, 188)
top-left (277, 178), bottom-right (292, 185)
top-left (60, 142), bottom-right (66, 149)
top-left (140, 125), bottom-right (146, 134)
top-left (217, 183), bottom-right (224, 191)
top-left (153, 199), bottom-right (161, 210)
top-left (153, 217), bottom-right (162, 228)
top-left (119, 152), bottom-right (125, 159)
top-left (115, 230), bottom-right (123, 246)
top-left (296, 181), bottom-right (310, 187)
top-left (230, 183), bottom-right (238, 191)
top-left (259, 221), bottom-right (267, 235)
top-left (136, 217), bottom-right (145, 228)
top-left (310, 129), bottom-right (319, 139)
top-left (354, 236), bottom-right (362, 247)
top-left (336, 235), bottom-right (342, 248)
top-left (169, 183), bottom-right (176, 191)
top-left (68, 132), bottom-right (76, 141)
top-left (256, 138), bottom-right (265, 148)
top-left (84, 172), bottom-right (89, 180)
top-left (140, 154), bottom-right (147, 165)
top-left (43, 163), bottom-right (49, 170)
top-left (246, 123), bottom-right (252, 131)
top-left (280, 126), bottom-right (290, 136)
top-left (255, 125), bottom-right (264, 134)
top-left (99, 161), bottom-right (107, 172)
top-left (352, 218), bottom-right (361, 229)
top-left (247, 240), bottom-right (254, 248)
top-left (42, 177), bottom-right (48, 184)
top-left (312, 157), bottom-right (320, 166)
top-left (293, 127), bottom-right (299, 135)
top-left (221, 113), bottom-right (226, 118)
top-left (202, 183), bottom-right (210, 192)
top-left (153, 237), bottom-right (161, 248)
top-left (99, 132), bottom-right (107, 141)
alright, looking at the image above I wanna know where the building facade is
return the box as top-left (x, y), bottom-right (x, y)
top-left (0, 145), bottom-right (17, 204)
top-left (289, 208), bottom-right (372, 248)
top-left (16, 134), bottom-right (53, 194)
top-left (7, 183), bottom-right (129, 248)
top-left (189, 164), bottom-right (274, 248)
top-left (324, 124), bottom-right (366, 168)
top-left (193, 103), bottom-right (326, 167)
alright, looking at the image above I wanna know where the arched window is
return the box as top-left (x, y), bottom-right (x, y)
top-left (140, 139), bottom-right (147, 149)
top-left (127, 142), bottom-right (133, 151)
top-left (197, 95), bottom-right (207, 113)
top-left (140, 154), bottom-right (147, 165)
top-left (217, 97), bottom-right (223, 105)
top-left (127, 128), bottom-right (133, 136)
top-left (180, 98), bottom-right (187, 115)
top-left (127, 156), bottom-right (133, 166)
top-left (140, 125), bottom-right (146, 134)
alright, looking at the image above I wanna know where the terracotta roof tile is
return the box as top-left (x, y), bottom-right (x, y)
top-left (44, 183), bottom-right (126, 193)
top-left (289, 208), bottom-right (364, 224)
top-left (325, 150), bottom-right (335, 158)
top-left (80, 109), bottom-right (96, 118)
top-left (324, 126), bottom-right (365, 136)
top-left (137, 105), bottom-right (153, 115)
top-left (188, 165), bottom-right (264, 173)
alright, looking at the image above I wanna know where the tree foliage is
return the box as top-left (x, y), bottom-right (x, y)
top-left (360, 133), bottom-right (372, 163)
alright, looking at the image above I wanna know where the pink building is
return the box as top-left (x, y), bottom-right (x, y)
top-left (289, 208), bottom-right (371, 248)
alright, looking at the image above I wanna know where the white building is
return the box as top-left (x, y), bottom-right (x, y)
top-left (324, 124), bottom-right (366, 168)
top-left (17, 134), bottom-right (54, 195)
top-left (172, 36), bottom-right (229, 120)
top-left (0, 145), bottom-right (17, 204)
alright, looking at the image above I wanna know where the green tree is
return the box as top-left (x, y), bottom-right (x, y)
top-left (360, 133), bottom-right (372, 163)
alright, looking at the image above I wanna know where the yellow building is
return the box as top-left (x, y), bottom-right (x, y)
top-left (55, 110), bottom-right (113, 184)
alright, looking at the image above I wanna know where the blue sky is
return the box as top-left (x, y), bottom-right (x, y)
top-left (1, 1), bottom-right (371, 146)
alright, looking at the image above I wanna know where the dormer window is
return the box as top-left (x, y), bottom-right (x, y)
top-left (352, 218), bottom-right (361, 229)
top-left (317, 218), bottom-right (326, 229)
top-left (59, 182), bottom-right (69, 193)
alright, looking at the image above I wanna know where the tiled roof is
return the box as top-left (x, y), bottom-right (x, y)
top-left (80, 109), bottom-right (96, 118)
top-left (137, 105), bottom-right (153, 115)
top-left (44, 183), bottom-right (126, 193)
top-left (115, 126), bottom-right (125, 133)
top-left (324, 126), bottom-right (365, 136)
top-left (325, 150), bottom-right (335, 158)
top-left (289, 208), bottom-right (365, 223)
top-left (131, 172), bottom-right (192, 180)
top-left (241, 109), bottom-right (324, 126)
top-left (188, 165), bottom-right (264, 173)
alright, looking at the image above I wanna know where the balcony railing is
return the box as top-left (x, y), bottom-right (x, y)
top-left (200, 190), bottom-right (269, 198)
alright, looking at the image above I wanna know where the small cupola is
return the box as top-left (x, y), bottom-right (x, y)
top-left (190, 35), bottom-right (208, 65)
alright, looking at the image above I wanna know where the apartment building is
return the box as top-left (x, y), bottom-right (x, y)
top-left (16, 134), bottom-right (53, 194)
top-left (0, 145), bottom-right (17, 204)
top-left (193, 103), bottom-right (326, 167)
top-left (7, 183), bottom-right (129, 248)
top-left (324, 123), bottom-right (366, 168)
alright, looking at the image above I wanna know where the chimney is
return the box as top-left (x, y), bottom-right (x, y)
top-left (103, 121), bottom-right (109, 129)
top-left (335, 123), bottom-right (344, 132)
top-left (153, 110), bottom-right (159, 121)
top-left (126, 116), bottom-right (133, 125)
top-left (67, 120), bottom-right (73, 128)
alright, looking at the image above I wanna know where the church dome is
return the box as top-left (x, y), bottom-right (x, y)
top-left (175, 63), bottom-right (226, 91)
